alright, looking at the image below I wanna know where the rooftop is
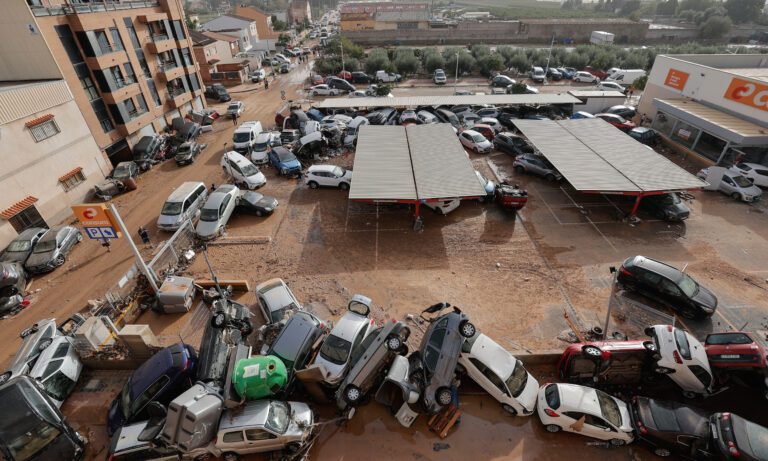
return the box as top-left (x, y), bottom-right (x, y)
top-left (661, 54), bottom-right (768, 81)
top-left (316, 93), bottom-right (581, 109)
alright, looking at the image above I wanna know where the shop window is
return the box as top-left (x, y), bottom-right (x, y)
top-left (651, 111), bottom-right (676, 136)
top-left (670, 121), bottom-right (699, 149)
top-left (30, 120), bottom-right (60, 142)
top-left (693, 131), bottom-right (727, 163)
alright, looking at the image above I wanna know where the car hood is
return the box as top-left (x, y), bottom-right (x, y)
top-left (24, 251), bottom-right (55, 268)
top-left (691, 284), bottom-right (718, 310)
top-left (252, 150), bottom-right (269, 162)
top-left (282, 159), bottom-right (302, 169)
top-left (256, 197), bottom-right (278, 209)
top-left (196, 220), bottom-right (222, 239)
top-left (175, 151), bottom-right (193, 159)
top-left (740, 184), bottom-right (763, 197)
top-left (478, 140), bottom-right (493, 149)
top-left (517, 372), bottom-right (539, 412)
top-left (157, 213), bottom-right (182, 227)
top-left (286, 402), bottom-right (313, 437)
top-left (244, 171), bottom-right (267, 187)
top-left (315, 356), bottom-right (346, 384)
top-left (0, 250), bottom-right (28, 263)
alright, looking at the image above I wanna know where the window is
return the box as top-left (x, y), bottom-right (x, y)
top-left (80, 74), bottom-right (99, 101)
top-left (181, 48), bottom-right (193, 66)
top-left (694, 131), bottom-right (727, 162)
top-left (8, 206), bottom-right (47, 233)
top-left (91, 99), bottom-right (114, 133)
top-left (55, 25), bottom-right (84, 65)
top-left (639, 270), bottom-right (661, 285)
top-left (244, 429), bottom-right (277, 441)
top-left (109, 28), bottom-right (124, 51)
top-left (671, 121), bottom-right (699, 149)
top-left (652, 111), bottom-right (676, 136)
top-left (659, 279), bottom-right (681, 296)
top-left (94, 29), bottom-right (111, 54)
top-left (172, 20), bottom-right (186, 40)
top-left (147, 80), bottom-right (161, 107)
top-left (123, 63), bottom-right (136, 84)
top-left (60, 170), bottom-right (86, 191)
top-left (30, 120), bottom-right (60, 142)
top-left (222, 430), bottom-right (244, 443)
top-left (123, 18), bottom-right (141, 49)
top-left (135, 50), bottom-right (151, 78)
top-left (674, 329), bottom-right (692, 360)
top-left (136, 94), bottom-right (148, 113)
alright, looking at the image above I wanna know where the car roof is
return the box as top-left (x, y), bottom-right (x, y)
top-left (36, 226), bottom-right (69, 243)
top-left (329, 311), bottom-right (370, 342)
top-left (129, 346), bottom-right (176, 398)
top-left (308, 164), bottom-right (339, 173)
top-left (255, 132), bottom-right (271, 141)
top-left (219, 399), bottom-right (271, 430)
top-left (463, 129), bottom-right (481, 136)
top-left (13, 227), bottom-right (47, 241)
top-left (166, 181), bottom-right (205, 201)
top-left (555, 383), bottom-right (602, 415)
top-left (225, 151), bottom-right (254, 166)
top-left (29, 336), bottom-right (73, 379)
top-left (644, 398), bottom-right (709, 435)
top-left (732, 414), bottom-right (768, 460)
top-left (271, 313), bottom-right (319, 359)
top-left (467, 334), bottom-right (517, 380)
top-left (257, 279), bottom-right (295, 309)
top-left (629, 255), bottom-right (682, 280)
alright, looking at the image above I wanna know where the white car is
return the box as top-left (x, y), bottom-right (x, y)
top-left (458, 334), bottom-right (539, 416)
top-left (596, 81), bottom-right (626, 94)
top-left (221, 151), bottom-right (267, 189)
top-left (646, 325), bottom-right (715, 398)
top-left (310, 84), bottom-right (340, 97)
top-left (255, 278), bottom-right (302, 325)
top-left (573, 71), bottom-right (599, 83)
top-left (537, 383), bottom-right (635, 446)
top-left (424, 199), bottom-right (461, 215)
top-left (479, 117), bottom-right (503, 133)
top-left (305, 165), bottom-right (352, 190)
top-left (250, 132), bottom-right (272, 164)
top-left (434, 69), bottom-right (447, 85)
top-left (195, 184), bottom-right (239, 240)
top-left (250, 69), bottom-right (266, 82)
top-left (697, 167), bottom-right (763, 202)
top-left (459, 129), bottom-right (492, 154)
top-left (28, 336), bottom-right (82, 407)
top-left (314, 295), bottom-right (375, 385)
top-left (226, 101), bottom-right (245, 118)
top-left (350, 90), bottom-right (368, 98)
top-left (344, 116), bottom-right (369, 146)
top-left (730, 162), bottom-right (768, 188)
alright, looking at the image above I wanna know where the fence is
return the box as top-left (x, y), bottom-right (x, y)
top-left (148, 220), bottom-right (197, 280)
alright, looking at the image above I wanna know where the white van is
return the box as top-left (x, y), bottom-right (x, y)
top-left (274, 53), bottom-right (290, 64)
top-left (530, 66), bottom-right (545, 83)
top-left (221, 151), bottom-right (267, 189)
top-left (156, 181), bottom-right (209, 231)
top-left (605, 69), bottom-right (646, 86)
top-left (344, 116), bottom-right (369, 146)
top-left (232, 121), bottom-right (263, 155)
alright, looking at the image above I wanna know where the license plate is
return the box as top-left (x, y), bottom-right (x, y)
top-left (721, 354), bottom-right (740, 359)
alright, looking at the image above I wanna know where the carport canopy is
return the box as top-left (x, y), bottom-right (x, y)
top-left (514, 118), bottom-right (706, 215)
top-left (350, 124), bottom-right (487, 215)
top-left (316, 93), bottom-right (581, 109)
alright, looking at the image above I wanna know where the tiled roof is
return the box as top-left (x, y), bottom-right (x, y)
top-left (1, 196), bottom-right (38, 219)
top-left (58, 167), bottom-right (83, 183)
top-left (25, 113), bottom-right (54, 128)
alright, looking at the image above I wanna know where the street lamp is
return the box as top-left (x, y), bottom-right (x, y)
top-left (453, 52), bottom-right (459, 94)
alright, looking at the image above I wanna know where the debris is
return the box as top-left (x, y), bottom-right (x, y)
top-left (433, 443), bottom-right (451, 452)
top-left (495, 262), bottom-right (501, 268)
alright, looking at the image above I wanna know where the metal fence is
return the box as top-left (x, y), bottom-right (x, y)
top-left (148, 220), bottom-right (197, 279)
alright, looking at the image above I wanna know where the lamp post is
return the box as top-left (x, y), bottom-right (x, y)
top-left (453, 52), bottom-right (459, 94)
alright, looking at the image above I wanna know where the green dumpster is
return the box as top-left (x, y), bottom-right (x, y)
top-left (232, 355), bottom-right (288, 400)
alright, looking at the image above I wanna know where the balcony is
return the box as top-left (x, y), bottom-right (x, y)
top-left (145, 35), bottom-right (174, 54)
top-left (157, 62), bottom-right (184, 81)
top-left (166, 89), bottom-right (192, 109)
top-left (101, 78), bottom-right (141, 105)
top-left (85, 45), bottom-right (129, 69)
top-left (117, 108), bottom-right (152, 136)
top-left (29, 1), bottom-right (160, 17)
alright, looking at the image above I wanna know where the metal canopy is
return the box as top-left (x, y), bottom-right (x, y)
top-left (316, 93), bottom-right (581, 109)
top-left (515, 119), bottom-right (705, 193)
top-left (655, 99), bottom-right (768, 146)
top-left (349, 125), bottom-right (487, 202)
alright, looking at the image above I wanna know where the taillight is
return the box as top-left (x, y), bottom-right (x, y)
top-left (728, 441), bottom-right (740, 457)
top-left (544, 409), bottom-right (559, 418)
top-left (619, 266), bottom-right (631, 277)
top-left (673, 350), bottom-right (683, 364)
top-left (723, 413), bottom-right (731, 421)
top-left (636, 420), bottom-right (648, 435)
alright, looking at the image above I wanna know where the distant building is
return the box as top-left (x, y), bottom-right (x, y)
top-left (191, 30), bottom-right (248, 85)
top-left (289, 0), bottom-right (312, 25)
top-left (340, 2), bottom-right (429, 31)
top-left (0, 80), bottom-right (110, 247)
top-left (374, 10), bottom-right (430, 30)
top-left (202, 15), bottom-right (261, 53)
top-left (235, 5), bottom-right (281, 51)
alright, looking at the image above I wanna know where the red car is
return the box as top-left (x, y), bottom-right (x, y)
top-left (337, 70), bottom-right (352, 81)
top-left (583, 66), bottom-right (609, 81)
top-left (471, 124), bottom-right (496, 141)
top-left (558, 340), bottom-right (656, 386)
top-left (596, 113), bottom-right (636, 132)
top-left (705, 331), bottom-right (768, 372)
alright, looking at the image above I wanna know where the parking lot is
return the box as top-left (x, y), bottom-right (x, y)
top-left (3, 57), bottom-right (768, 461)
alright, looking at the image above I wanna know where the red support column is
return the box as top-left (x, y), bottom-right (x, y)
top-left (629, 194), bottom-right (643, 217)
top-left (415, 201), bottom-right (421, 218)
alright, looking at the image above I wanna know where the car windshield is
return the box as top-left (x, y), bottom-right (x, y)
top-left (471, 134), bottom-right (486, 143)
top-left (233, 132), bottom-right (251, 142)
top-left (6, 240), bottom-right (31, 253)
top-left (674, 328), bottom-right (692, 359)
top-left (319, 334), bottom-right (352, 365)
top-left (200, 207), bottom-right (219, 222)
top-left (241, 163), bottom-right (260, 176)
top-left (119, 381), bottom-right (132, 418)
top-left (32, 240), bottom-right (56, 253)
top-left (42, 370), bottom-right (76, 402)
top-left (347, 127), bottom-right (358, 136)
top-left (736, 163), bottom-right (752, 171)
top-left (253, 142), bottom-right (269, 151)
top-left (506, 360), bottom-right (529, 397)
top-left (0, 382), bottom-right (63, 461)
top-left (227, 104), bottom-right (239, 112)
top-left (732, 175), bottom-right (753, 188)
top-left (112, 164), bottom-right (132, 179)
top-left (706, 332), bottom-right (751, 345)
top-left (660, 193), bottom-right (681, 205)
top-left (278, 150), bottom-right (296, 162)
top-left (161, 201), bottom-right (183, 215)
top-left (677, 273), bottom-right (698, 298)
top-left (265, 401), bottom-right (290, 434)
top-left (596, 390), bottom-right (622, 427)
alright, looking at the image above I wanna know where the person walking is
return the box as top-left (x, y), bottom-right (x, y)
top-left (138, 226), bottom-right (150, 245)
top-left (265, 79), bottom-right (269, 90)
top-left (232, 113), bottom-right (238, 126)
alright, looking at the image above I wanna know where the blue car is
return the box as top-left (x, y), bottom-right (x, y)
top-left (269, 146), bottom-right (302, 176)
top-left (107, 343), bottom-right (197, 435)
top-left (571, 111), bottom-right (596, 119)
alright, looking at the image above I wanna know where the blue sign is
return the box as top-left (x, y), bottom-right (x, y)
top-left (85, 226), bottom-right (118, 240)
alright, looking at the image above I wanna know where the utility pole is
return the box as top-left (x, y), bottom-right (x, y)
top-left (341, 34), bottom-right (345, 73)
top-left (544, 33), bottom-right (555, 84)
top-left (454, 52), bottom-right (459, 94)
top-left (109, 204), bottom-right (159, 294)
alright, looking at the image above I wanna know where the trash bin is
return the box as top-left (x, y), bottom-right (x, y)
top-left (232, 355), bottom-right (288, 400)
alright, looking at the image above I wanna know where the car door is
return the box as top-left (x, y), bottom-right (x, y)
top-left (561, 411), bottom-right (585, 434)
top-left (220, 195), bottom-right (234, 224)
top-left (719, 175), bottom-right (736, 195)
top-left (218, 429), bottom-right (245, 453)
top-left (751, 167), bottom-right (768, 187)
top-left (583, 414), bottom-right (618, 440)
top-left (468, 358), bottom-right (507, 404)
top-left (424, 320), bottom-right (448, 378)
top-left (460, 133), bottom-right (470, 149)
top-left (243, 428), bottom-right (282, 453)
top-left (635, 269), bottom-right (662, 299)
top-left (658, 277), bottom-right (685, 308)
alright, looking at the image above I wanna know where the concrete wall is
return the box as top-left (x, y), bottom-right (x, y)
top-left (0, 1), bottom-right (62, 81)
top-left (0, 81), bottom-right (109, 248)
top-left (646, 27), bottom-right (698, 43)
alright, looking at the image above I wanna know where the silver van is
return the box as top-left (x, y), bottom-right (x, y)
top-left (157, 182), bottom-right (208, 231)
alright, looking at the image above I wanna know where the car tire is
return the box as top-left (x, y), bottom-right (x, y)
top-left (643, 341), bottom-right (657, 352)
top-left (308, 181), bottom-right (319, 189)
top-left (223, 452), bottom-right (239, 461)
top-left (339, 182), bottom-right (350, 191)
top-left (502, 404), bottom-right (517, 416)
top-left (385, 335), bottom-right (402, 351)
top-left (654, 366), bottom-right (673, 374)
top-left (436, 387), bottom-right (453, 406)
top-left (0, 372), bottom-right (11, 385)
top-left (545, 173), bottom-right (556, 182)
top-left (581, 345), bottom-right (602, 360)
top-left (311, 91), bottom-right (317, 96)
top-left (54, 255), bottom-right (66, 267)
top-left (545, 424), bottom-right (561, 433)
top-left (38, 338), bottom-right (53, 351)
top-left (732, 192), bottom-right (741, 200)
top-left (344, 385), bottom-right (363, 406)
top-left (653, 447), bottom-right (672, 457)
top-left (515, 165), bottom-right (525, 173)
top-left (459, 320), bottom-right (476, 338)
top-left (610, 439), bottom-right (626, 447)
top-left (212, 312), bottom-right (227, 329)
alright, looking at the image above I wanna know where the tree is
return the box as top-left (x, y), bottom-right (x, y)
top-left (470, 45), bottom-right (491, 59)
top-left (679, 0), bottom-right (714, 11)
top-left (724, 0), bottom-right (763, 23)
top-left (699, 15), bottom-right (732, 38)
top-left (394, 49), bottom-right (419, 76)
top-left (271, 16), bottom-right (287, 31)
top-left (509, 82), bottom-right (528, 94)
top-left (477, 54), bottom-right (505, 77)
top-left (424, 53), bottom-right (446, 73)
top-left (185, 17), bottom-right (198, 31)
top-left (374, 84), bottom-right (392, 96)
top-left (620, 0), bottom-right (642, 16)
top-left (365, 48), bottom-right (392, 75)
top-left (656, 0), bottom-right (678, 15)
top-left (507, 54), bottom-right (531, 73)
top-left (632, 74), bottom-right (648, 90)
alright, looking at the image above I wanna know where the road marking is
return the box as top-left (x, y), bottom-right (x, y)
top-left (560, 187), bottom-right (618, 253)
top-left (527, 183), bottom-right (564, 225)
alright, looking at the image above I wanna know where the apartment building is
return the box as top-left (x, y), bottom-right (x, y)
top-left (1, 0), bottom-right (205, 166)
top-left (0, 80), bottom-right (110, 247)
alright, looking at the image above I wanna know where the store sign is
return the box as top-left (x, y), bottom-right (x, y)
top-left (677, 129), bottom-right (692, 141)
top-left (724, 78), bottom-right (768, 112)
top-left (664, 69), bottom-right (689, 91)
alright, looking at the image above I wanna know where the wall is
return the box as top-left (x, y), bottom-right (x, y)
top-left (0, 81), bottom-right (109, 248)
top-left (0, 1), bottom-right (62, 81)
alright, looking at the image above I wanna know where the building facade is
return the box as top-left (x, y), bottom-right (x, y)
top-left (234, 5), bottom-right (280, 49)
top-left (289, 0), bottom-right (312, 25)
top-left (1, 0), bottom-right (206, 167)
top-left (340, 2), bottom-right (428, 31)
top-left (201, 15), bottom-right (262, 53)
top-left (639, 54), bottom-right (768, 166)
top-left (0, 80), bottom-right (110, 248)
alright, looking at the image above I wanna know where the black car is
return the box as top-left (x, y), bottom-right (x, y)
top-left (490, 75), bottom-right (516, 88)
top-left (630, 396), bottom-right (719, 459)
top-left (605, 105), bottom-right (637, 119)
top-left (628, 127), bottom-right (660, 145)
top-left (351, 71), bottom-right (372, 83)
top-left (132, 135), bottom-right (165, 171)
top-left (494, 132), bottom-right (533, 156)
top-left (637, 193), bottom-right (690, 221)
top-left (366, 107), bottom-right (397, 125)
top-left (204, 84), bottom-right (230, 102)
top-left (616, 255), bottom-right (718, 319)
top-left (0, 262), bottom-right (26, 315)
top-left (266, 310), bottom-right (328, 393)
top-left (173, 121), bottom-right (202, 145)
top-left (236, 191), bottom-right (278, 217)
top-left (711, 412), bottom-right (768, 460)
top-left (497, 112), bottom-right (520, 130)
top-left (546, 68), bottom-right (562, 81)
top-left (174, 141), bottom-right (202, 165)
top-left (326, 76), bottom-right (356, 93)
top-left (1, 227), bottom-right (49, 265)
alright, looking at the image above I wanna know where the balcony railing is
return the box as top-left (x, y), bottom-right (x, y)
top-left (158, 62), bottom-right (179, 72)
top-left (166, 88), bottom-right (186, 100)
top-left (30, 1), bottom-right (160, 17)
top-left (151, 33), bottom-right (170, 43)
top-left (127, 108), bottom-right (148, 121)
top-left (96, 43), bottom-right (123, 56)
top-left (114, 77), bottom-right (136, 89)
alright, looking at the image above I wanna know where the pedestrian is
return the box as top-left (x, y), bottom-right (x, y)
top-left (210, 183), bottom-right (217, 192)
top-left (628, 87), bottom-right (634, 99)
top-left (138, 226), bottom-right (150, 245)
top-left (265, 79), bottom-right (269, 90)
top-left (101, 239), bottom-right (111, 252)
top-left (232, 113), bottom-right (238, 126)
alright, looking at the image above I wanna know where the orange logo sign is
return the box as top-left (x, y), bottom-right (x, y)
top-left (724, 78), bottom-right (768, 112)
top-left (71, 204), bottom-right (114, 227)
top-left (664, 69), bottom-right (689, 91)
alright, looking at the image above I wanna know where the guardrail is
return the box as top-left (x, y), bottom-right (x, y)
top-left (30, 0), bottom-right (160, 16)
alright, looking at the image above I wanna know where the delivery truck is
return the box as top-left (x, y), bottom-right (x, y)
top-left (590, 31), bottom-right (615, 45)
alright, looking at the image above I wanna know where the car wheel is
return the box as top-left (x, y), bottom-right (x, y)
top-left (581, 345), bottom-right (602, 360)
top-left (223, 453), bottom-right (239, 461)
top-left (515, 165), bottom-right (525, 173)
top-left (38, 338), bottom-right (53, 351)
top-left (458, 320), bottom-right (476, 338)
top-left (0, 372), bottom-right (11, 385)
top-left (545, 424), bottom-right (561, 433)
top-left (344, 385), bottom-right (363, 405)
top-left (478, 196), bottom-right (485, 203)
top-left (610, 439), bottom-right (626, 447)
top-left (643, 341), bottom-right (657, 352)
top-left (339, 182), bottom-right (349, 191)
top-left (502, 404), bottom-right (517, 416)
top-left (436, 387), bottom-right (453, 406)
top-left (545, 173), bottom-right (556, 182)
top-left (54, 255), bottom-right (66, 267)
top-left (308, 181), bottom-right (319, 189)
top-left (385, 335), bottom-right (402, 351)
top-left (682, 391), bottom-right (698, 399)
top-left (212, 312), bottom-right (227, 329)
top-left (653, 447), bottom-right (672, 457)
top-left (654, 366), bottom-right (673, 374)
top-left (311, 91), bottom-right (317, 96)
top-left (285, 442), bottom-right (303, 454)
top-left (732, 192), bottom-right (741, 200)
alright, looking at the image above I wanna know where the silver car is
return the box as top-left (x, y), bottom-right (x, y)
top-left (195, 184), bottom-right (239, 240)
top-left (314, 295), bottom-right (375, 386)
top-left (697, 168), bottom-right (762, 203)
top-left (0, 227), bottom-right (48, 264)
top-left (255, 278), bottom-right (302, 325)
top-left (513, 153), bottom-right (563, 181)
top-left (24, 226), bottom-right (82, 274)
top-left (28, 336), bottom-right (83, 407)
